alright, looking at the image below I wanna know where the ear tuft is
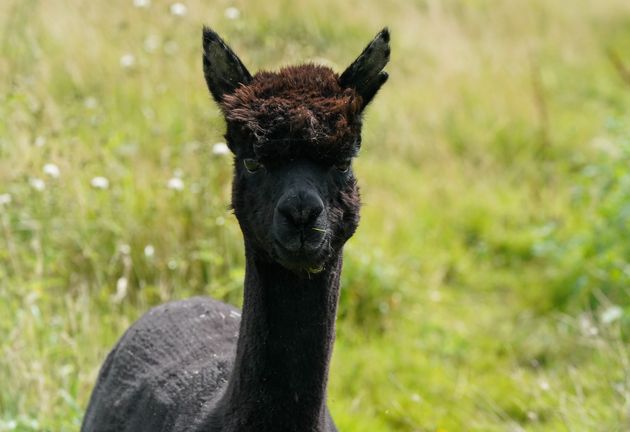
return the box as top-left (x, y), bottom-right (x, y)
top-left (202, 26), bottom-right (252, 103)
top-left (339, 28), bottom-right (391, 110)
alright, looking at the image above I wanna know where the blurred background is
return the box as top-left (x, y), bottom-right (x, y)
top-left (2, 0), bottom-right (630, 430)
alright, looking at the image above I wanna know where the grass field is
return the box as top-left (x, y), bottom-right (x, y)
top-left (2, 0), bottom-right (630, 430)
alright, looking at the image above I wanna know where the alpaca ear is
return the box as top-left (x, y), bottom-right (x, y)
top-left (202, 27), bottom-right (252, 103)
top-left (339, 28), bottom-right (390, 110)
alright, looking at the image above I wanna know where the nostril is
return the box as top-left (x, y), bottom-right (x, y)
top-left (278, 203), bottom-right (300, 226)
top-left (305, 200), bottom-right (324, 225)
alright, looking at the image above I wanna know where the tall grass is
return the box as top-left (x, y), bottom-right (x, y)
top-left (2, 0), bottom-right (630, 430)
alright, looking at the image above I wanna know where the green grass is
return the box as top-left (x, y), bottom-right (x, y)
top-left (2, 0), bottom-right (630, 430)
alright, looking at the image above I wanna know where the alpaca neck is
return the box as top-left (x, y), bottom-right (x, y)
top-left (215, 250), bottom-right (342, 431)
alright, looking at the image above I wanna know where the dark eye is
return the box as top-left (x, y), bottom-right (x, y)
top-left (335, 160), bottom-right (351, 173)
top-left (243, 158), bottom-right (262, 173)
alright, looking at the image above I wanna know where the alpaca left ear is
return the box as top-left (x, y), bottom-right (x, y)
top-left (339, 28), bottom-right (390, 110)
top-left (202, 27), bottom-right (252, 103)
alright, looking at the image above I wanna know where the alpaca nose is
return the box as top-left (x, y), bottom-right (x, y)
top-left (277, 191), bottom-right (324, 229)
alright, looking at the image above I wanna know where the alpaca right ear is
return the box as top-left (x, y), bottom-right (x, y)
top-left (202, 27), bottom-right (252, 103)
top-left (339, 28), bottom-right (390, 110)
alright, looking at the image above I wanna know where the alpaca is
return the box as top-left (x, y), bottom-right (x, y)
top-left (81, 26), bottom-right (390, 432)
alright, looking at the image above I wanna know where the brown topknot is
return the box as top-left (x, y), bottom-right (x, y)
top-left (221, 64), bottom-right (363, 163)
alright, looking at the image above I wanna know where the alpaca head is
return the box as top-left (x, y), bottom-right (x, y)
top-left (203, 28), bottom-right (390, 274)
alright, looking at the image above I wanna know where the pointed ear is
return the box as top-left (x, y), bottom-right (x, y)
top-left (202, 27), bottom-right (252, 103)
top-left (339, 28), bottom-right (390, 110)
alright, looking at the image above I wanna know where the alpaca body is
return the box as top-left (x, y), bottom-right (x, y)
top-left (81, 297), bottom-right (239, 432)
top-left (82, 27), bottom-right (389, 431)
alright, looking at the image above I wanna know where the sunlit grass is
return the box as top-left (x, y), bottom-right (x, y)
top-left (2, 0), bottom-right (630, 430)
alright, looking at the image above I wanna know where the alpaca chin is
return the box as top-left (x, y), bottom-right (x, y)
top-left (272, 239), bottom-right (330, 275)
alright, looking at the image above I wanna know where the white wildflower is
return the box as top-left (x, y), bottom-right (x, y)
top-left (601, 305), bottom-right (623, 325)
top-left (84, 96), bottom-right (98, 109)
top-left (538, 379), bottom-right (550, 392)
top-left (29, 178), bottom-right (45, 191)
top-left (167, 177), bottom-right (184, 191)
top-left (579, 314), bottom-right (598, 337)
top-left (118, 244), bottom-right (131, 255)
top-left (133, 0), bottom-right (150, 7)
top-left (43, 163), bottom-right (60, 178)
top-left (34, 136), bottom-right (46, 147)
top-left (144, 244), bottom-right (155, 258)
top-left (169, 2), bottom-right (187, 16)
top-left (184, 141), bottom-right (200, 152)
top-left (212, 142), bottom-right (230, 155)
top-left (90, 176), bottom-right (110, 189)
top-left (224, 6), bottom-right (240, 20)
top-left (144, 34), bottom-right (161, 53)
top-left (2, 420), bottom-right (17, 429)
top-left (113, 277), bottom-right (128, 303)
top-left (119, 53), bottom-right (136, 69)
top-left (429, 290), bottom-right (441, 303)
top-left (0, 193), bottom-right (11, 206)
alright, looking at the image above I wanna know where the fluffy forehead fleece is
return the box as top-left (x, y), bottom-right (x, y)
top-left (221, 64), bottom-right (363, 163)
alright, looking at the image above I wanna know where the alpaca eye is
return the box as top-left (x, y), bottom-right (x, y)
top-left (243, 159), bottom-right (262, 173)
top-left (335, 160), bottom-right (351, 173)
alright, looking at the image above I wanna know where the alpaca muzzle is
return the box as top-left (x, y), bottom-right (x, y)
top-left (272, 189), bottom-right (328, 268)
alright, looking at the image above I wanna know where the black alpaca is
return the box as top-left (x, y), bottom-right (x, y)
top-left (81, 27), bottom-right (390, 432)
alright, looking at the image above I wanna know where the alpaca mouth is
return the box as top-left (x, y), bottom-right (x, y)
top-left (272, 236), bottom-right (329, 272)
